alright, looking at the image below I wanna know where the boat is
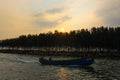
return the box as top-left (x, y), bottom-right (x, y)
top-left (39, 57), bottom-right (94, 66)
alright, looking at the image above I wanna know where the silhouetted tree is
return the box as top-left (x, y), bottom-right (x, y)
top-left (0, 26), bottom-right (120, 51)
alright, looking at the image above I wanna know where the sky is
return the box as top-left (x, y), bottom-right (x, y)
top-left (0, 0), bottom-right (120, 39)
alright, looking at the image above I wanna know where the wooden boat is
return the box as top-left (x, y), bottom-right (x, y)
top-left (39, 58), bottom-right (94, 66)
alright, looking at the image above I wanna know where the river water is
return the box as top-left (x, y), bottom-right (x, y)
top-left (0, 52), bottom-right (120, 80)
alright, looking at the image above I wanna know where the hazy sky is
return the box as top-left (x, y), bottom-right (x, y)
top-left (0, 0), bottom-right (120, 39)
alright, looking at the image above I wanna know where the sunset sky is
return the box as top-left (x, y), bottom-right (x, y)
top-left (0, 0), bottom-right (120, 39)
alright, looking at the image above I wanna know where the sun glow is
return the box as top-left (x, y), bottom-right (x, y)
top-left (60, 28), bottom-right (65, 32)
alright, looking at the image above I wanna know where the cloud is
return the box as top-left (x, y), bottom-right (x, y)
top-left (57, 16), bottom-right (71, 23)
top-left (46, 8), bottom-right (64, 14)
top-left (34, 16), bottom-right (71, 27)
top-left (34, 12), bottom-right (44, 17)
top-left (96, 0), bottom-right (120, 26)
top-left (34, 20), bottom-right (59, 27)
top-left (33, 8), bottom-right (71, 27)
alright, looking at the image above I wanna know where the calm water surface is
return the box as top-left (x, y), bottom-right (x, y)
top-left (0, 53), bottom-right (120, 80)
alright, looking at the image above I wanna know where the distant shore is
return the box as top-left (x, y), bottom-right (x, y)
top-left (0, 27), bottom-right (120, 59)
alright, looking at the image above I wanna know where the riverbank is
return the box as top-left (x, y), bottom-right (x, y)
top-left (0, 49), bottom-right (120, 59)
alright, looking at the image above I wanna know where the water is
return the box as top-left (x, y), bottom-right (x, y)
top-left (0, 53), bottom-right (120, 80)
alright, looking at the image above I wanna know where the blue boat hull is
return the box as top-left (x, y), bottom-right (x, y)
top-left (39, 58), bottom-right (94, 66)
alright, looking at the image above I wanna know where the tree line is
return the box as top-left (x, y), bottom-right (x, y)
top-left (0, 26), bottom-right (120, 51)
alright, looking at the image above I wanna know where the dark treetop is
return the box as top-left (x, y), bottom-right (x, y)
top-left (0, 26), bottom-right (120, 51)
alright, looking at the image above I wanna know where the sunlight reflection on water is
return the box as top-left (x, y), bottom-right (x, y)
top-left (57, 68), bottom-right (67, 80)
top-left (0, 53), bottom-right (120, 80)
